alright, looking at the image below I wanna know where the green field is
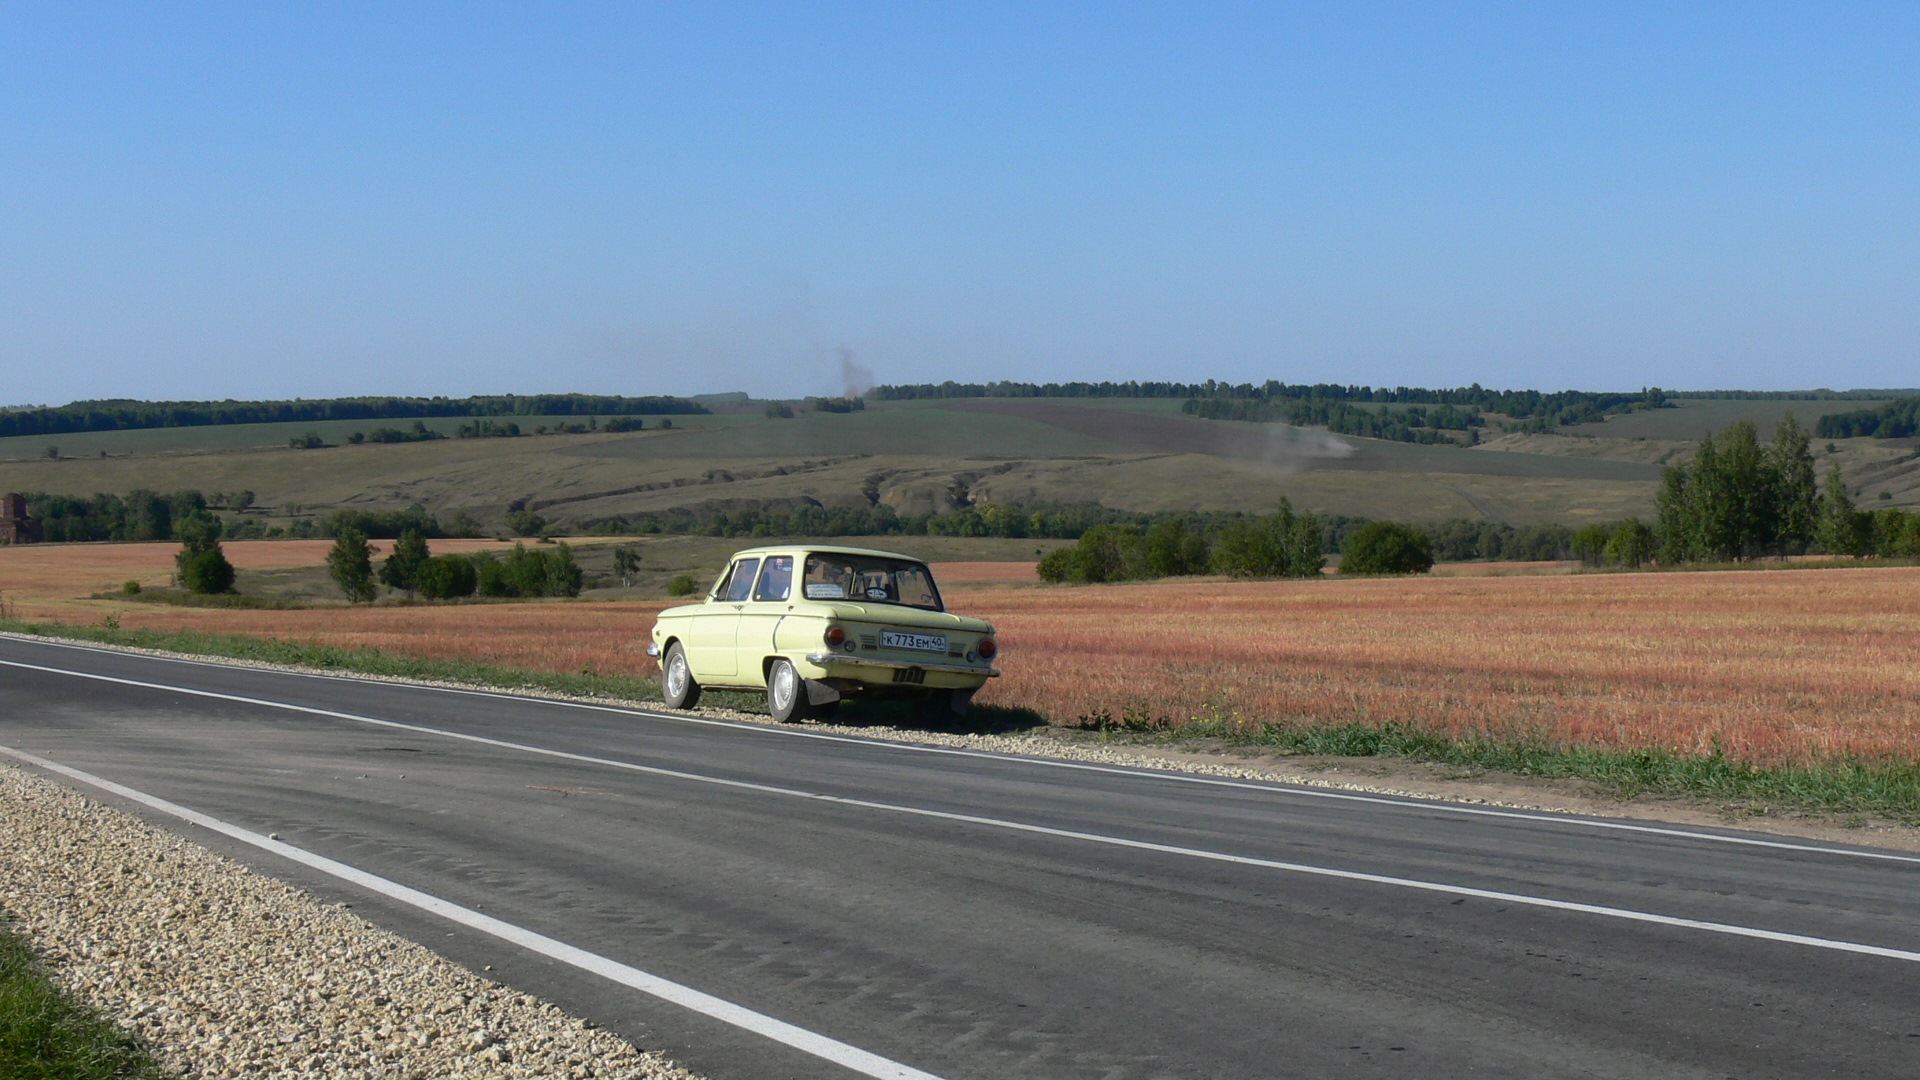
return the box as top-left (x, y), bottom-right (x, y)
top-left (2, 395), bottom-right (1914, 531)
top-left (1564, 398), bottom-right (1895, 440)
top-left (0, 412), bottom-right (750, 461)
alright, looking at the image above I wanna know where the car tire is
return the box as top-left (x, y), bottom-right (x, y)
top-left (767, 658), bottom-right (814, 723)
top-left (662, 642), bottom-right (701, 710)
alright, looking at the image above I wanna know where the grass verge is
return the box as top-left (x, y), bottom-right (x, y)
top-left (1105, 717), bottom-right (1920, 824)
top-left (0, 618), bottom-right (676, 705)
top-left (8, 617), bottom-right (1919, 824)
top-left (0, 921), bottom-right (175, 1080)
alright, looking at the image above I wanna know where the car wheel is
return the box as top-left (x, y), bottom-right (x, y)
top-left (767, 658), bottom-right (814, 723)
top-left (662, 643), bottom-right (701, 709)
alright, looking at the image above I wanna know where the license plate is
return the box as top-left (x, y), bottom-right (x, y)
top-left (881, 629), bottom-right (948, 653)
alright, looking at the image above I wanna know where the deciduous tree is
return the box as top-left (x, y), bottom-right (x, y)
top-left (328, 526), bottom-right (378, 602)
top-left (378, 528), bottom-right (432, 597)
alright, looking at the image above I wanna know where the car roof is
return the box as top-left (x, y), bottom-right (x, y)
top-left (725, 544), bottom-right (927, 563)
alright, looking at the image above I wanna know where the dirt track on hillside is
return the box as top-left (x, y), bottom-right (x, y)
top-left (947, 400), bottom-right (1661, 480)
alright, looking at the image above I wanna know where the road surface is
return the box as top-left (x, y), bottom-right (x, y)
top-left (3, 633), bottom-right (1917, 1079)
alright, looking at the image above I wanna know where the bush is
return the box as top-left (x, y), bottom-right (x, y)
top-left (416, 554), bottom-right (478, 599)
top-left (667, 573), bottom-right (699, 596)
top-left (177, 549), bottom-right (235, 594)
top-left (122, 580), bottom-right (142, 595)
top-left (469, 543), bottom-right (583, 598)
top-left (1035, 546), bottom-right (1077, 583)
top-left (1605, 518), bottom-right (1656, 568)
top-left (1036, 524), bottom-right (1149, 584)
top-left (378, 529), bottom-right (431, 596)
top-left (1144, 518), bottom-right (1212, 577)
top-left (173, 516), bottom-right (235, 594)
top-left (322, 505), bottom-right (443, 540)
top-left (1340, 521), bottom-right (1434, 575)
top-left (1210, 499), bottom-right (1323, 578)
top-left (506, 509), bottom-right (548, 537)
top-left (1571, 524), bottom-right (1611, 567)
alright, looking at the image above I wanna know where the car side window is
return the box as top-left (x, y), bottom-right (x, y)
top-left (720, 558), bottom-right (760, 602)
top-left (753, 555), bottom-right (793, 601)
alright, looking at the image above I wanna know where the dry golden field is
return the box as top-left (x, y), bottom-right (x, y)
top-left (6, 542), bottom-right (1919, 768)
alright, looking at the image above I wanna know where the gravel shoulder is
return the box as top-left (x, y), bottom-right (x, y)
top-left (0, 761), bottom-right (701, 1080)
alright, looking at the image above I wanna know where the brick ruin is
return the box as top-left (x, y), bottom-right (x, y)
top-left (1, 492), bottom-right (43, 544)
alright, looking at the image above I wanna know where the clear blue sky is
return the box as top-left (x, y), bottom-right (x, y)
top-left (4, 3), bottom-right (1917, 403)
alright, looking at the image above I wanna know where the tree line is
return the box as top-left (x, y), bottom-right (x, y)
top-left (0, 393), bottom-right (708, 439)
top-left (870, 379), bottom-right (1673, 426)
top-left (325, 528), bottom-right (583, 602)
top-left (1182, 396), bottom-right (1484, 444)
top-left (578, 496), bottom-right (1601, 564)
top-left (21, 490), bottom-right (488, 544)
top-left (1642, 415), bottom-right (1917, 562)
top-left (582, 499), bottom-right (1375, 547)
top-left (152, 519), bottom-right (587, 602)
top-left (25, 489), bottom-right (253, 543)
top-left (1018, 419), bottom-right (1920, 587)
top-left (1036, 502), bottom-right (1442, 583)
top-left (1816, 397), bottom-right (1920, 439)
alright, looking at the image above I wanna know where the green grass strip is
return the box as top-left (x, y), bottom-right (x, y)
top-left (1158, 718), bottom-right (1920, 824)
top-left (0, 618), bottom-right (670, 705)
top-left (0, 921), bottom-right (176, 1080)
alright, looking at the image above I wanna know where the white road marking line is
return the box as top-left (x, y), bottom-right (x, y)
top-left (7, 634), bottom-right (1920, 867)
top-left (8, 655), bottom-right (1920, 966)
top-left (0, 744), bottom-right (945, 1080)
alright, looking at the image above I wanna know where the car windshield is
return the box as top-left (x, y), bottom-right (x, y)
top-left (717, 557), bottom-right (760, 603)
top-left (802, 554), bottom-right (943, 611)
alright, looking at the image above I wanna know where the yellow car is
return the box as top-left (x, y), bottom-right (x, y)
top-left (647, 545), bottom-right (1001, 721)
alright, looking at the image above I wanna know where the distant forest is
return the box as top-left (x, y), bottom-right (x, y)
top-left (0, 394), bottom-right (708, 439)
top-left (873, 379), bottom-right (1670, 428)
top-left (1817, 398), bottom-right (1920, 439)
top-left (871, 380), bottom-right (1914, 431)
top-left (1182, 396), bottom-right (1485, 444)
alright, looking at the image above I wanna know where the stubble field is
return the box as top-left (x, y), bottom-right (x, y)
top-left (6, 542), bottom-right (1919, 770)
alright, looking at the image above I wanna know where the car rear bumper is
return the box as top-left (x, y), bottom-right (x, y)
top-left (804, 652), bottom-right (999, 682)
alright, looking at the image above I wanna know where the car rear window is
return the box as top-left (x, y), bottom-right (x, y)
top-left (802, 554), bottom-right (943, 611)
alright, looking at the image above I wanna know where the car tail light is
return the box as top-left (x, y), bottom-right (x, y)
top-left (976, 636), bottom-right (997, 660)
top-left (824, 625), bottom-right (847, 648)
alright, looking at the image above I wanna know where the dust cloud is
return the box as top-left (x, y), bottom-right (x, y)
top-left (1256, 421), bottom-right (1354, 472)
top-left (836, 346), bottom-right (875, 398)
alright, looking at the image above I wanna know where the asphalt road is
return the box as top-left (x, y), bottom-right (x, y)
top-left (4, 633), bottom-right (1919, 1079)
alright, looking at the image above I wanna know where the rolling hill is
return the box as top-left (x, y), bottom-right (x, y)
top-left (1, 395), bottom-right (1915, 534)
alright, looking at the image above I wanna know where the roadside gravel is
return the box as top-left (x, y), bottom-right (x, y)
top-left (0, 761), bottom-right (701, 1080)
